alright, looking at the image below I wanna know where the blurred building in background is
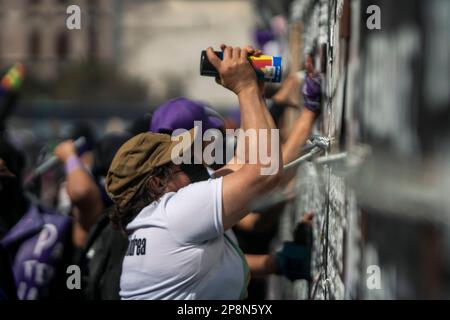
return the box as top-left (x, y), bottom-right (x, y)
top-left (120, 0), bottom-right (255, 109)
top-left (0, 0), bottom-right (256, 108)
top-left (0, 0), bottom-right (119, 80)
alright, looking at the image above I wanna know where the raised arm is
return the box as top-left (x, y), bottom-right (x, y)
top-left (54, 141), bottom-right (103, 246)
top-left (216, 76), bottom-right (319, 175)
top-left (206, 46), bottom-right (282, 231)
top-left (281, 109), bottom-right (318, 165)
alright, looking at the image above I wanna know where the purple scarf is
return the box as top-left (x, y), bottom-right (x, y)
top-left (1, 205), bottom-right (72, 300)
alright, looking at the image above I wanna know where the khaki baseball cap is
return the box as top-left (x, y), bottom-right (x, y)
top-left (105, 128), bottom-right (197, 210)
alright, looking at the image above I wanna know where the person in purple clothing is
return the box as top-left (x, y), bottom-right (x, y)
top-left (0, 137), bottom-right (73, 300)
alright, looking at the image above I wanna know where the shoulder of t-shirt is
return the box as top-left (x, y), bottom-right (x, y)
top-left (180, 177), bottom-right (221, 191)
top-left (125, 199), bottom-right (164, 231)
top-left (161, 178), bottom-right (223, 218)
top-left (125, 178), bottom-right (223, 231)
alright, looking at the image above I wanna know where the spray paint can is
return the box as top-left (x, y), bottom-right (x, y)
top-left (200, 50), bottom-right (282, 83)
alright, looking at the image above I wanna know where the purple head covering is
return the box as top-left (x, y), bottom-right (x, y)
top-left (254, 29), bottom-right (275, 49)
top-left (150, 97), bottom-right (224, 134)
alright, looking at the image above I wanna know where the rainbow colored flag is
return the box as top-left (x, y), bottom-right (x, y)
top-left (0, 63), bottom-right (26, 93)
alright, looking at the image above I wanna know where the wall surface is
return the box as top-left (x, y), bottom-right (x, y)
top-left (120, 0), bottom-right (256, 109)
top-left (268, 0), bottom-right (450, 300)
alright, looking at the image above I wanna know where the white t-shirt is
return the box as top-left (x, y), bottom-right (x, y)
top-left (120, 177), bottom-right (250, 300)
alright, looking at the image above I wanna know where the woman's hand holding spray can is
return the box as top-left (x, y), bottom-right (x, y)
top-left (200, 48), bottom-right (282, 83)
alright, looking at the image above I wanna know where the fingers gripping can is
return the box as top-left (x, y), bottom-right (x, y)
top-left (200, 50), bottom-right (282, 83)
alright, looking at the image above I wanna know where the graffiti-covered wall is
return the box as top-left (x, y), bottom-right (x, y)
top-left (268, 0), bottom-right (450, 300)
